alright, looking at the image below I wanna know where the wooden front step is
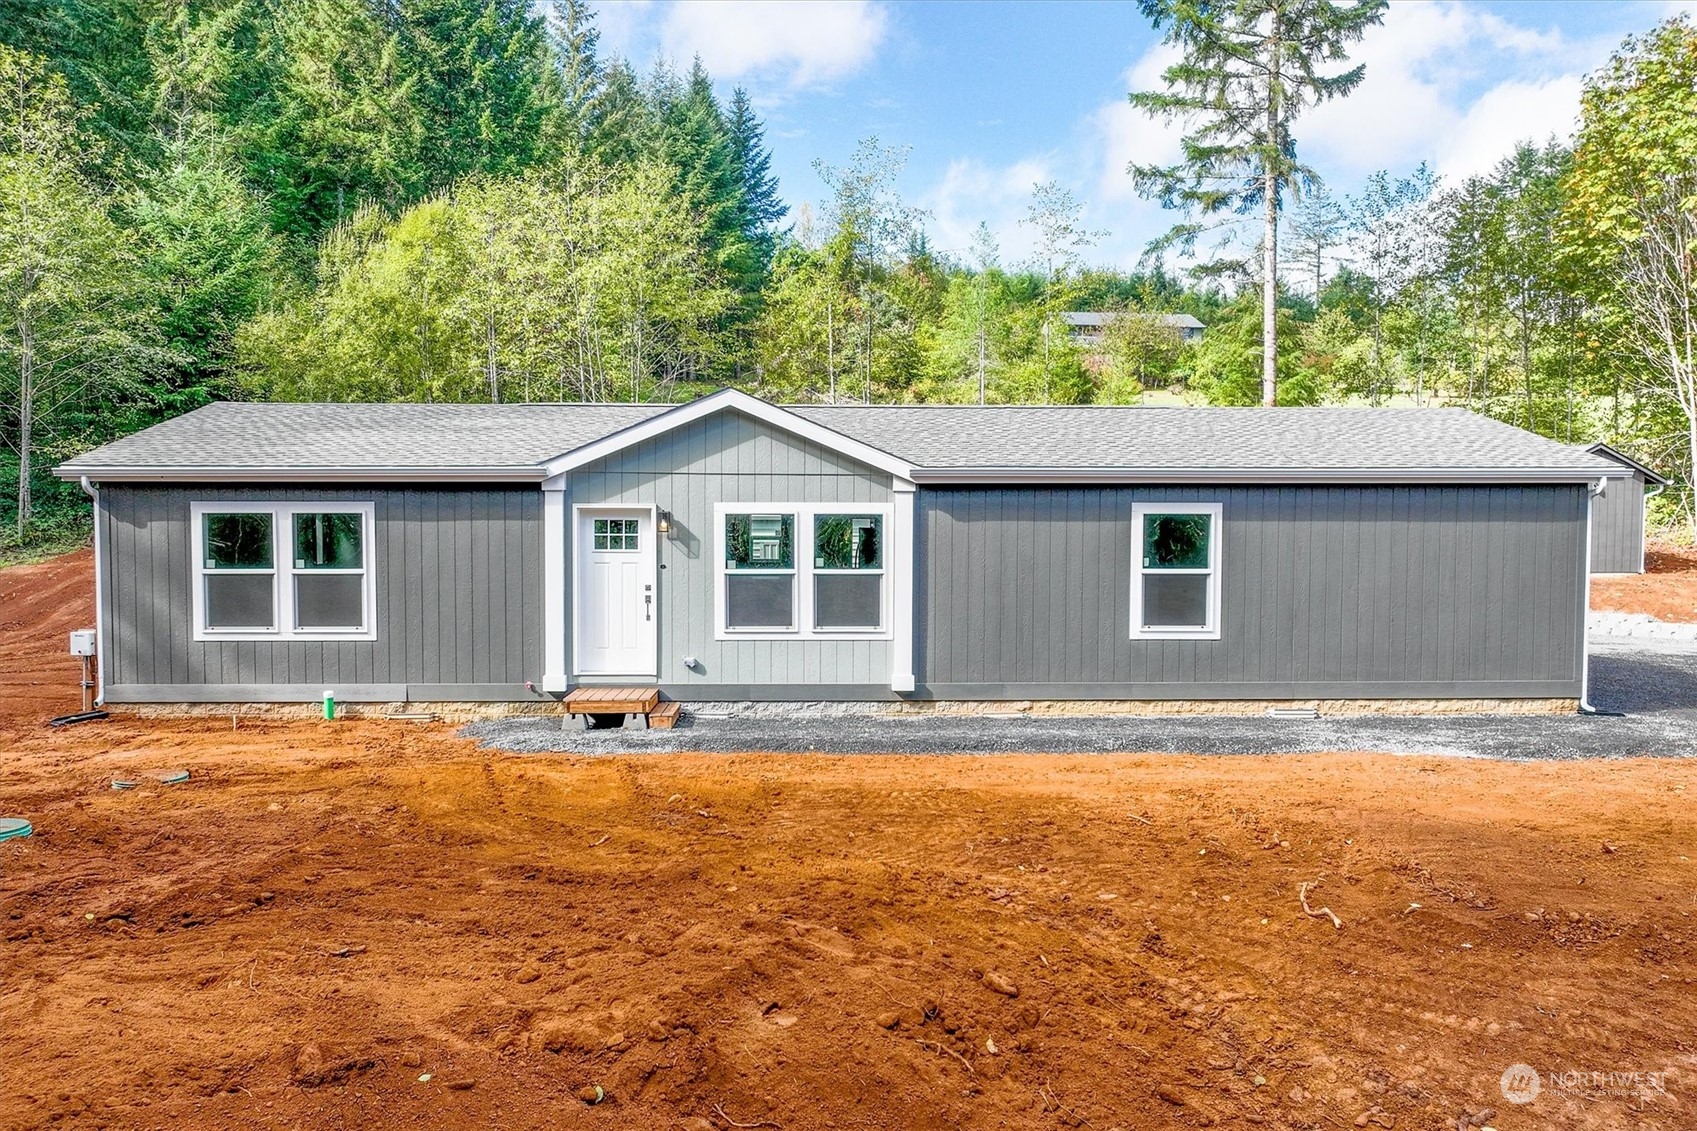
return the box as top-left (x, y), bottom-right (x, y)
top-left (648, 701), bottom-right (682, 729)
top-left (563, 686), bottom-right (666, 730)
top-left (564, 686), bottom-right (661, 716)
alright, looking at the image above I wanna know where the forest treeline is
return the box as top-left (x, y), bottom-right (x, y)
top-left (3, 1), bottom-right (1696, 555)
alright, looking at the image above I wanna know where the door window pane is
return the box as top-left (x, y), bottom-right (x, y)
top-left (726, 574), bottom-right (794, 628)
top-left (206, 573), bottom-right (274, 628)
top-left (296, 574), bottom-right (365, 629)
top-left (1142, 574), bottom-right (1209, 628)
top-left (814, 574), bottom-right (882, 629)
top-left (725, 514), bottom-right (793, 569)
top-left (814, 514), bottom-right (882, 569)
top-left (205, 513), bottom-right (272, 569)
top-left (1142, 513), bottom-right (1211, 569)
top-left (293, 513), bottom-right (363, 569)
top-left (593, 517), bottom-right (639, 551)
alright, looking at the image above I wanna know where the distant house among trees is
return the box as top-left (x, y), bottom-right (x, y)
top-left (1062, 312), bottom-right (1206, 343)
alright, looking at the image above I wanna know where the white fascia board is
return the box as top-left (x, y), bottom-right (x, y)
top-left (538, 388), bottom-right (915, 481)
top-left (54, 466), bottom-right (547, 483)
top-left (907, 467), bottom-right (1622, 485)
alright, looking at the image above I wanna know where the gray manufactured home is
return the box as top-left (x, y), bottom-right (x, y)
top-left (56, 389), bottom-right (1630, 709)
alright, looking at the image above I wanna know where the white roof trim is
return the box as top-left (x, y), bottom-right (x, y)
top-left (55, 466), bottom-right (547, 483)
top-left (539, 388), bottom-right (915, 480)
top-left (908, 466), bottom-right (1617, 485)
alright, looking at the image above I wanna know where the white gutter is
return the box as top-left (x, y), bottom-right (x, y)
top-left (53, 466), bottom-right (547, 483)
top-left (907, 466), bottom-right (1633, 486)
top-left (78, 476), bottom-right (107, 708)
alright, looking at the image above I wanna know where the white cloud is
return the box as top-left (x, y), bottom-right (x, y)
top-left (599, 0), bottom-right (890, 88)
top-left (1296, 1), bottom-right (1586, 179)
top-left (1438, 74), bottom-right (1584, 179)
top-left (917, 156), bottom-right (1056, 264)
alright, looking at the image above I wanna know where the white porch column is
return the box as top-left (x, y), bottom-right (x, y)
top-left (890, 476), bottom-right (917, 693)
top-left (542, 477), bottom-right (569, 692)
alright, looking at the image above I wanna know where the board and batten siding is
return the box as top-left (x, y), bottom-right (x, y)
top-left (99, 485), bottom-right (544, 702)
top-left (1589, 473), bottom-right (1647, 574)
top-left (567, 409), bottom-right (894, 697)
top-left (917, 484), bottom-right (1587, 699)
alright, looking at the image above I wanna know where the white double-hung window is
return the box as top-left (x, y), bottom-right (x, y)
top-left (716, 503), bottom-right (892, 639)
top-left (1130, 501), bottom-right (1221, 640)
top-left (192, 502), bottom-right (377, 641)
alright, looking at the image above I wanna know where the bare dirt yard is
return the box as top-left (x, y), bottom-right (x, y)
top-left (3, 552), bottom-right (1696, 1131)
top-left (1593, 543), bottom-right (1697, 623)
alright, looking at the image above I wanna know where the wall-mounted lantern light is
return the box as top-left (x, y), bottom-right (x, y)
top-left (657, 509), bottom-right (672, 535)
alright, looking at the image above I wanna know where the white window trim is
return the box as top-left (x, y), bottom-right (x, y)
top-left (713, 502), bottom-right (895, 641)
top-left (1130, 501), bottom-right (1222, 641)
top-left (191, 501), bottom-right (378, 643)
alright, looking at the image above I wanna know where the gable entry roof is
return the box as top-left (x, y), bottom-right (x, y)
top-left (57, 388), bottom-right (1625, 486)
top-left (1585, 441), bottom-right (1670, 486)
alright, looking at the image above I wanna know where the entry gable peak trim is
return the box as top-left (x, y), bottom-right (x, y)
top-left (539, 389), bottom-right (914, 483)
top-left (1586, 442), bottom-right (1670, 486)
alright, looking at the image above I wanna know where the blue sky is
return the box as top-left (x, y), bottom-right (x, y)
top-left (589, 0), bottom-right (1696, 271)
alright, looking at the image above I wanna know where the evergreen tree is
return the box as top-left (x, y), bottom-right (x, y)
top-left (253, 0), bottom-right (424, 236)
top-left (395, 0), bottom-right (559, 183)
top-left (129, 122), bottom-right (285, 405)
top-left (1130, 0), bottom-right (1386, 405)
top-left (546, 0), bottom-right (601, 154)
top-left (726, 86), bottom-right (785, 273)
top-left (656, 59), bottom-right (756, 299)
top-left (583, 58), bottom-right (652, 168)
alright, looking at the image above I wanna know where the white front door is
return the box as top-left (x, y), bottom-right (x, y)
top-left (574, 507), bottom-right (657, 676)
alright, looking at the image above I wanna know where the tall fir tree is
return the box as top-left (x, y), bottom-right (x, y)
top-left (726, 86), bottom-right (785, 277)
top-left (394, 0), bottom-right (559, 184)
top-left (1130, 0), bottom-right (1386, 405)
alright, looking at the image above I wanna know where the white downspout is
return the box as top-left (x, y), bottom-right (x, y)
top-left (78, 476), bottom-right (106, 707)
top-left (1580, 477), bottom-right (1602, 715)
top-left (1643, 480), bottom-right (1665, 574)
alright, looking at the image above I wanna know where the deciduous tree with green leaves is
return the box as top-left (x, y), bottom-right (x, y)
top-left (0, 47), bottom-right (173, 538)
top-left (1129, 0), bottom-right (1386, 405)
top-left (1565, 16), bottom-right (1697, 537)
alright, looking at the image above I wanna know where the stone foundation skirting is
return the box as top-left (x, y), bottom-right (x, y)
top-left (108, 696), bottom-right (1579, 721)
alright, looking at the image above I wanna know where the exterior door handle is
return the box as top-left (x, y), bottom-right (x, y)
top-left (645, 593), bottom-right (652, 621)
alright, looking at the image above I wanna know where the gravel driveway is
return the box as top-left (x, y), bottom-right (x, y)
top-left (462, 638), bottom-right (1697, 760)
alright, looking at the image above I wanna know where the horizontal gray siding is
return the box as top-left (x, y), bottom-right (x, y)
top-left (918, 485), bottom-right (1587, 699)
top-left (1590, 475), bottom-right (1645, 573)
top-left (100, 485), bottom-right (543, 700)
top-left (569, 409), bottom-right (893, 690)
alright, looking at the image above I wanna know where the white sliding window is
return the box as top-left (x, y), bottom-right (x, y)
top-left (715, 503), bottom-right (894, 640)
top-left (1130, 502), bottom-right (1222, 640)
top-left (192, 502), bottom-right (377, 642)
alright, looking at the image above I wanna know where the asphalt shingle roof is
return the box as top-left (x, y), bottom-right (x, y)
top-left (791, 405), bottom-right (1616, 474)
top-left (58, 398), bottom-right (1621, 480)
top-left (60, 401), bottom-right (669, 472)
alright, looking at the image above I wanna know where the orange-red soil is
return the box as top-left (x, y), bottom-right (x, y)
top-left (1592, 544), bottom-right (1697, 623)
top-left (3, 553), bottom-right (1695, 1131)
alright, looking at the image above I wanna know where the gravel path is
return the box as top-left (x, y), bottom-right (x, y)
top-left (463, 638), bottom-right (1697, 761)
